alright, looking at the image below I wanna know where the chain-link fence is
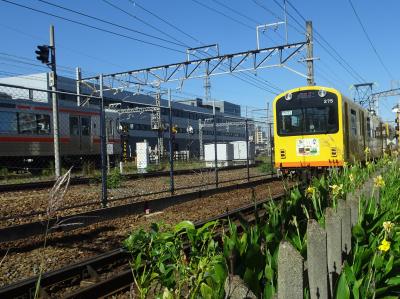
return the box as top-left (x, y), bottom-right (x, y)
top-left (0, 82), bottom-right (275, 222)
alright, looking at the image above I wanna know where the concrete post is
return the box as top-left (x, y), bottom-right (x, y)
top-left (347, 193), bottom-right (359, 227)
top-left (307, 220), bottom-right (328, 299)
top-left (338, 200), bottom-right (352, 255)
top-left (325, 207), bottom-right (342, 298)
top-left (278, 241), bottom-right (303, 299)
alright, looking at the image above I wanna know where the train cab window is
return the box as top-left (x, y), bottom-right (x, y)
top-left (106, 119), bottom-right (114, 137)
top-left (81, 117), bottom-right (91, 136)
top-left (0, 111), bottom-right (17, 133)
top-left (350, 109), bottom-right (357, 135)
top-left (70, 116), bottom-right (79, 136)
top-left (36, 114), bottom-right (50, 134)
top-left (18, 113), bottom-right (36, 134)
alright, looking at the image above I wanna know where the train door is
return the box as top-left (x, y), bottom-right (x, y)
top-left (80, 116), bottom-right (91, 154)
top-left (69, 115), bottom-right (91, 154)
top-left (360, 110), bottom-right (366, 150)
top-left (69, 115), bottom-right (81, 153)
top-left (344, 102), bottom-right (350, 160)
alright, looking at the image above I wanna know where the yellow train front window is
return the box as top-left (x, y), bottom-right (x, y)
top-left (276, 90), bottom-right (338, 136)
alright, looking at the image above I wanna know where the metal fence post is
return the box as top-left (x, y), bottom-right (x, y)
top-left (99, 74), bottom-right (108, 208)
top-left (269, 122), bottom-right (273, 175)
top-left (245, 118), bottom-right (250, 181)
top-left (168, 89), bottom-right (175, 194)
top-left (213, 114), bottom-right (218, 187)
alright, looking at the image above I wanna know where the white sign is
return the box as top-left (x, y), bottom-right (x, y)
top-left (107, 143), bottom-right (114, 155)
top-left (136, 141), bottom-right (149, 171)
top-left (282, 110), bottom-right (292, 116)
top-left (296, 138), bottom-right (320, 156)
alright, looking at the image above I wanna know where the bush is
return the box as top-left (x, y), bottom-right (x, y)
top-left (107, 167), bottom-right (123, 189)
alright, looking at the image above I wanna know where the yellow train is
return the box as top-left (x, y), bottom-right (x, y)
top-left (273, 86), bottom-right (392, 171)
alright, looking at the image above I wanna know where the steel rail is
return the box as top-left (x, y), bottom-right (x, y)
top-left (0, 188), bottom-right (289, 298)
top-left (0, 163), bottom-right (260, 192)
top-left (0, 175), bottom-right (279, 243)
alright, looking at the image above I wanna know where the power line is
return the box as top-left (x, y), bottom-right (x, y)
top-left (347, 0), bottom-right (394, 80)
top-left (118, 0), bottom-right (282, 94)
top-left (282, 0), bottom-right (366, 83)
top-left (0, 0), bottom-right (186, 54)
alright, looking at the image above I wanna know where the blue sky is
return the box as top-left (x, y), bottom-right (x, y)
top-left (0, 0), bottom-right (399, 121)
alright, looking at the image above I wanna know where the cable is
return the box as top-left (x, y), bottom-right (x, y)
top-left (36, 0), bottom-right (188, 49)
top-left (0, 0), bottom-right (186, 54)
top-left (282, 0), bottom-right (367, 83)
top-left (212, 0), bottom-right (261, 26)
top-left (118, 0), bottom-right (282, 94)
top-left (347, 0), bottom-right (394, 80)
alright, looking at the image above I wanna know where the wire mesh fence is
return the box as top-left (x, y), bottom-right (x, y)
top-left (0, 82), bottom-right (274, 223)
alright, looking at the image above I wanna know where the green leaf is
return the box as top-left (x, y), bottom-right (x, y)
top-left (335, 272), bottom-right (350, 299)
top-left (386, 276), bottom-right (400, 286)
top-left (352, 277), bottom-right (363, 299)
top-left (352, 224), bottom-right (366, 242)
top-left (385, 255), bottom-right (394, 275)
top-left (200, 282), bottom-right (213, 299)
top-left (135, 253), bottom-right (142, 270)
top-left (174, 220), bottom-right (195, 232)
top-left (243, 267), bottom-right (261, 295)
top-left (263, 281), bottom-right (275, 299)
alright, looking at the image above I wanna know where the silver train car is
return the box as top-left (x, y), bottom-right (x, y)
top-left (0, 96), bottom-right (121, 173)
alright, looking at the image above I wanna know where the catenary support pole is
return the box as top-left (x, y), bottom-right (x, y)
top-left (99, 74), bottom-right (108, 208)
top-left (213, 101), bottom-right (218, 187)
top-left (50, 25), bottom-right (61, 178)
top-left (245, 119), bottom-right (250, 182)
top-left (76, 67), bottom-right (81, 106)
top-left (269, 122), bottom-right (273, 175)
top-left (306, 21), bottom-right (314, 86)
top-left (168, 89), bottom-right (175, 194)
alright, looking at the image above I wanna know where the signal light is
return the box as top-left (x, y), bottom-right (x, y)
top-left (35, 45), bottom-right (49, 64)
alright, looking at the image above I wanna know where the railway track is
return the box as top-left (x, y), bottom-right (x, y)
top-left (0, 189), bottom-right (288, 299)
top-left (0, 164), bottom-right (260, 192)
top-left (0, 175), bottom-right (278, 243)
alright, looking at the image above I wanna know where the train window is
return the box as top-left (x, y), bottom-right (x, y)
top-left (18, 113), bottom-right (36, 134)
top-left (36, 114), bottom-right (50, 134)
top-left (70, 116), bottom-right (79, 136)
top-left (0, 111), bottom-right (17, 133)
top-left (81, 117), bottom-right (91, 136)
top-left (350, 109), bottom-right (357, 135)
top-left (366, 117), bottom-right (371, 137)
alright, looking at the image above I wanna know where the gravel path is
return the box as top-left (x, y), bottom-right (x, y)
top-left (0, 167), bottom-right (268, 227)
top-left (0, 179), bottom-right (289, 288)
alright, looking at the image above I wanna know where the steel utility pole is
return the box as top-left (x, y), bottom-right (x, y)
top-left (306, 21), bottom-right (314, 86)
top-left (50, 25), bottom-right (61, 178)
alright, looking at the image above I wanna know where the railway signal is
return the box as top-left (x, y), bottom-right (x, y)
top-left (35, 45), bottom-right (50, 64)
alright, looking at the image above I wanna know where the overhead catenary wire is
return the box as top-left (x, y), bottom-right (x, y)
top-left (36, 0), bottom-right (188, 49)
top-left (107, 0), bottom-right (282, 94)
top-left (347, 0), bottom-right (394, 80)
top-left (0, 0), bottom-right (186, 54)
top-left (281, 0), bottom-right (367, 83)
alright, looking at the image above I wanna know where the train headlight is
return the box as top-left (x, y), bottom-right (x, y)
top-left (285, 93), bottom-right (293, 101)
top-left (318, 89), bottom-right (327, 97)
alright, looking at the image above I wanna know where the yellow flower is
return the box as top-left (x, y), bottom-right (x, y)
top-left (349, 173), bottom-right (354, 182)
top-left (378, 239), bottom-right (391, 252)
top-left (373, 175), bottom-right (385, 188)
top-left (306, 186), bottom-right (316, 198)
top-left (383, 221), bottom-right (394, 233)
top-left (343, 161), bottom-right (348, 168)
top-left (329, 184), bottom-right (343, 196)
top-left (364, 147), bottom-right (371, 154)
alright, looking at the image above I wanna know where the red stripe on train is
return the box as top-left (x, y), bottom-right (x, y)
top-left (0, 136), bottom-right (70, 143)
